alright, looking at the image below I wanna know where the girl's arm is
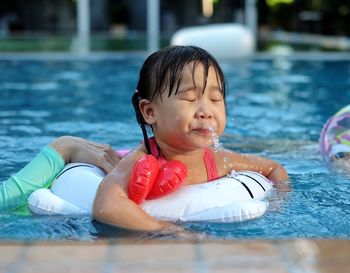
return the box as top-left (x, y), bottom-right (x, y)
top-left (0, 136), bottom-right (121, 212)
top-left (93, 174), bottom-right (170, 231)
top-left (93, 176), bottom-right (197, 236)
top-left (92, 149), bottom-right (178, 232)
top-left (51, 136), bottom-right (121, 173)
top-left (0, 144), bottom-right (65, 211)
top-left (243, 154), bottom-right (289, 182)
top-left (217, 150), bottom-right (289, 182)
top-left (93, 176), bottom-right (198, 238)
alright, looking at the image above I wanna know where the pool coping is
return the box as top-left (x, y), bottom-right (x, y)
top-left (0, 239), bottom-right (349, 273)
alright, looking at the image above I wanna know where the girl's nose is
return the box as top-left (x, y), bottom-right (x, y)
top-left (196, 105), bottom-right (213, 119)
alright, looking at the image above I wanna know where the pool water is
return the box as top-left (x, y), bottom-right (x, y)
top-left (1, 54), bottom-right (350, 240)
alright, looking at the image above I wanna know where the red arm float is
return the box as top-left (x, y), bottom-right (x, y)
top-left (147, 160), bottom-right (188, 199)
top-left (127, 155), bottom-right (159, 204)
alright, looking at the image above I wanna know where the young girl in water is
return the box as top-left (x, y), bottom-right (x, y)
top-left (1, 46), bottom-right (288, 232)
top-left (92, 45), bottom-right (289, 231)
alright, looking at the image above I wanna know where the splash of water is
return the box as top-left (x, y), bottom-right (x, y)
top-left (208, 127), bottom-right (235, 170)
top-left (227, 169), bottom-right (239, 178)
top-left (209, 127), bottom-right (222, 152)
top-left (223, 156), bottom-right (234, 170)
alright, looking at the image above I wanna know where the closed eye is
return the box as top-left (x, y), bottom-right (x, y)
top-left (211, 97), bottom-right (223, 102)
top-left (178, 90), bottom-right (197, 102)
top-left (210, 92), bottom-right (224, 102)
top-left (181, 97), bottom-right (196, 102)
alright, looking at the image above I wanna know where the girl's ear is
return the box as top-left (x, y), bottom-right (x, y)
top-left (139, 99), bottom-right (156, 125)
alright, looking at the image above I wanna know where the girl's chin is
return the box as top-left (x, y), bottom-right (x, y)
top-left (191, 138), bottom-right (213, 149)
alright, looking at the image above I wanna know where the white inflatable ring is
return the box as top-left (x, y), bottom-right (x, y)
top-left (28, 163), bottom-right (273, 223)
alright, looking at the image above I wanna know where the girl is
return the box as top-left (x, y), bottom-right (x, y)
top-left (1, 46), bottom-right (288, 231)
top-left (92, 45), bottom-right (289, 231)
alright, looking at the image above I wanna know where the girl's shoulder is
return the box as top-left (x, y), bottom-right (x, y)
top-left (212, 148), bottom-right (259, 176)
top-left (212, 148), bottom-right (241, 160)
top-left (121, 144), bottom-right (148, 162)
top-left (107, 144), bottom-right (148, 189)
top-left (211, 148), bottom-right (241, 176)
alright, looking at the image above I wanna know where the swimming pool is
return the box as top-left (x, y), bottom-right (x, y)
top-left (1, 53), bottom-right (350, 240)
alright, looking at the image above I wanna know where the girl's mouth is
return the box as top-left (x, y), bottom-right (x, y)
top-left (194, 128), bottom-right (212, 135)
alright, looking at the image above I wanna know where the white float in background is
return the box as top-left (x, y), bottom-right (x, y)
top-left (170, 23), bottom-right (255, 60)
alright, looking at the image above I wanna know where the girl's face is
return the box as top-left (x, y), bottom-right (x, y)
top-left (145, 62), bottom-right (226, 152)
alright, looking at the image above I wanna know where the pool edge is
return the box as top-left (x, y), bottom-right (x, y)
top-left (0, 239), bottom-right (348, 273)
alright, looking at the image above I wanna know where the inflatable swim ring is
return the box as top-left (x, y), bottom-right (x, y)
top-left (28, 163), bottom-right (273, 223)
top-left (320, 104), bottom-right (350, 161)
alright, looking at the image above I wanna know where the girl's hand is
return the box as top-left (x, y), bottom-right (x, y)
top-left (50, 136), bottom-right (122, 173)
top-left (138, 222), bottom-right (206, 240)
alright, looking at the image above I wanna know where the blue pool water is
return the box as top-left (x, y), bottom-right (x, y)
top-left (1, 54), bottom-right (350, 240)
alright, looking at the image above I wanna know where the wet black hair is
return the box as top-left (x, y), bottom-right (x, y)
top-left (132, 45), bottom-right (227, 154)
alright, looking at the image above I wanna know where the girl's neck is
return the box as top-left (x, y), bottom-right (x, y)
top-left (153, 138), bottom-right (206, 163)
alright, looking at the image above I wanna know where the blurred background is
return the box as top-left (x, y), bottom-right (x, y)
top-left (0, 0), bottom-right (349, 53)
